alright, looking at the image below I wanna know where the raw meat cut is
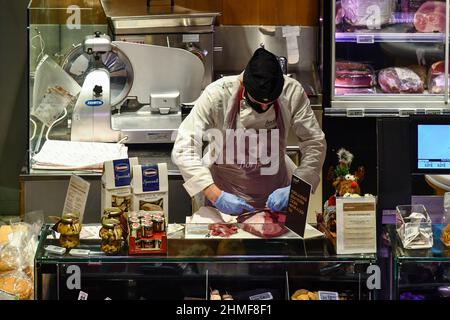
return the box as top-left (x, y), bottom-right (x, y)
top-left (428, 60), bottom-right (449, 94)
top-left (408, 65), bottom-right (428, 88)
top-left (208, 224), bottom-right (238, 238)
top-left (237, 210), bottom-right (288, 239)
top-left (378, 67), bottom-right (425, 93)
top-left (336, 1), bottom-right (345, 25)
top-left (335, 61), bottom-right (376, 88)
top-left (341, 0), bottom-right (395, 27)
top-left (414, 1), bottom-right (446, 33)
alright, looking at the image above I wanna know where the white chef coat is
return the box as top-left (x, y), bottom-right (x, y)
top-left (172, 73), bottom-right (326, 197)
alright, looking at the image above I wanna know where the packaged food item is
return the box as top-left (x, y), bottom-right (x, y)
top-left (143, 221), bottom-right (154, 238)
top-left (132, 163), bottom-right (169, 222)
top-left (378, 67), bottom-right (425, 94)
top-left (428, 61), bottom-right (448, 94)
top-left (101, 157), bottom-right (139, 215)
top-left (291, 289), bottom-right (319, 301)
top-left (99, 218), bottom-right (123, 255)
top-left (153, 216), bottom-right (166, 233)
top-left (56, 214), bottom-right (81, 249)
top-left (0, 271), bottom-right (33, 300)
top-left (335, 61), bottom-right (376, 88)
top-left (341, 0), bottom-right (395, 28)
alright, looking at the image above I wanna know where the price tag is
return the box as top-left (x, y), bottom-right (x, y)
top-left (63, 175), bottom-right (90, 223)
top-left (318, 291), bottom-right (339, 300)
top-left (357, 35), bottom-right (375, 44)
top-left (78, 291), bottom-right (88, 300)
top-left (249, 292), bottom-right (274, 300)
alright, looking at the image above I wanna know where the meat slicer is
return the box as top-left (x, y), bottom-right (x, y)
top-left (63, 32), bottom-right (204, 143)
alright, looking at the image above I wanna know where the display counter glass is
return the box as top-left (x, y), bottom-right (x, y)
top-left (35, 224), bottom-right (377, 300)
top-left (387, 224), bottom-right (450, 300)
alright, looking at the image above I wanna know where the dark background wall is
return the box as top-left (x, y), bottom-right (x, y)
top-left (0, 0), bottom-right (28, 215)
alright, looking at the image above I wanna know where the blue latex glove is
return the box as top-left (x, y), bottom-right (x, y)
top-left (267, 186), bottom-right (291, 212)
top-left (214, 191), bottom-right (255, 215)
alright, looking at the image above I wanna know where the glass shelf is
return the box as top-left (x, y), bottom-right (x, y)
top-left (35, 224), bottom-right (377, 264)
top-left (336, 32), bottom-right (444, 43)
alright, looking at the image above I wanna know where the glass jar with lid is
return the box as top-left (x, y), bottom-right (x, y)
top-left (57, 213), bottom-right (81, 249)
top-left (103, 208), bottom-right (128, 239)
top-left (99, 218), bottom-right (123, 255)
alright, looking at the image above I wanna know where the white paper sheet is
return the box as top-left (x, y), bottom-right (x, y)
top-left (32, 140), bottom-right (128, 170)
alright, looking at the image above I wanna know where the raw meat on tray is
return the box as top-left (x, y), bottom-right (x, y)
top-left (237, 210), bottom-right (288, 239)
top-left (378, 67), bottom-right (425, 93)
top-left (414, 1), bottom-right (446, 33)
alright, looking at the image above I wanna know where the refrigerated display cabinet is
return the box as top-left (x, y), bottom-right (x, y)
top-left (387, 222), bottom-right (450, 300)
top-left (325, 0), bottom-right (450, 115)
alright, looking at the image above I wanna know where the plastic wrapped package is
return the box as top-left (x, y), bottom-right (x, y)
top-left (0, 270), bottom-right (33, 300)
top-left (335, 61), bottom-right (377, 88)
top-left (0, 221), bottom-right (39, 300)
top-left (341, 0), bottom-right (395, 27)
top-left (428, 61), bottom-right (448, 94)
top-left (378, 67), bottom-right (425, 93)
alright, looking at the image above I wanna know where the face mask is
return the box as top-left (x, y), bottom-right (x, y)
top-left (244, 90), bottom-right (274, 114)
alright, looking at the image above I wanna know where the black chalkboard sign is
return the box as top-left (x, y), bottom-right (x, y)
top-left (286, 174), bottom-right (312, 238)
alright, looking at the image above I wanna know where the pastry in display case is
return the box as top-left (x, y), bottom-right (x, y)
top-left (329, 0), bottom-right (450, 111)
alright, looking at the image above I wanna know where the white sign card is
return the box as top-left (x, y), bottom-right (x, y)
top-left (63, 175), bottom-right (90, 223)
top-left (336, 196), bottom-right (377, 255)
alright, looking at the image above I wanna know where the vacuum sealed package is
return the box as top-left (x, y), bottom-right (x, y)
top-left (428, 61), bottom-right (448, 94)
top-left (101, 157), bottom-right (139, 214)
top-left (31, 55), bottom-right (81, 127)
top-left (132, 163), bottom-right (169, 221)
top-left (340, 0), bottom-right (395, 28)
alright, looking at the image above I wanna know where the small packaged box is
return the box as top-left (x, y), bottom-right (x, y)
top-left (101, 157), bottom-right (139, 215)
top-left (131, 163), bottom-right (169, 221)
top-left (396, 204), bottom-right (433, 249)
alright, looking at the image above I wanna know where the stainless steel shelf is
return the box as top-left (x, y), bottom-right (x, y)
top-left (336, 32), bottom-right (445, 43)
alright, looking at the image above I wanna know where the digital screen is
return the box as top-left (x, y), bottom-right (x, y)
top-left (417, 125), bottom-right (450, 170)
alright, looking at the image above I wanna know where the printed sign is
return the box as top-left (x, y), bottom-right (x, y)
top-left (63, 175), bottom-right (90, 223)
top-left (286, 175), bottom-right (312, 237)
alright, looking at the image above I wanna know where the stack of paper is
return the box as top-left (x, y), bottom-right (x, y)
top-left (32, 140), bottom-right (128, 171)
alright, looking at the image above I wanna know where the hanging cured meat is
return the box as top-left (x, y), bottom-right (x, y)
top-left (414, 1), bottom-right (446, 33)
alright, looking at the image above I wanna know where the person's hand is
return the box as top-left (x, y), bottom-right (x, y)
top-left (214, 191), bottom-right (255, 215)
top-left (267, 186), bottom-right (291, 211)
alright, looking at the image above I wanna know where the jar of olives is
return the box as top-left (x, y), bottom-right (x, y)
top-left (99, 218), bottom-right (123, 255)
top-left (57, 214), bottom-right (81, 249)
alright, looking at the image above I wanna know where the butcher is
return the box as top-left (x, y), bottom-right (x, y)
top-left (172, 48), bottom-right (326, 215)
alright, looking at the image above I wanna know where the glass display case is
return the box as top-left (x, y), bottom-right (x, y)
top-left (28, 0), bottom-right (109, 169)
top-left (387, 223), bottom-right (450, 300)
top-left (35, 225), bottom-right (377, 300)
top-left (329, 0), bottom-right (450, 112)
